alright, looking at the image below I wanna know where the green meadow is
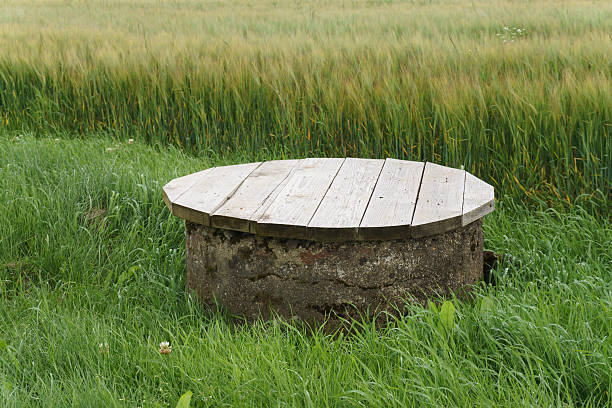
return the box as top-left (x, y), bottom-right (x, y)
top-left (0, 0), bottom-right (611, 406)
top-left (1, 137), bottom-right (610, 407)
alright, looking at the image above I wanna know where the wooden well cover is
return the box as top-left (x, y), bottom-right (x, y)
top-left (163, 158), bottom-right (494, 241)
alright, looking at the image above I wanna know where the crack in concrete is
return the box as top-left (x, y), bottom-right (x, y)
top-left (246, 272), bottom-right (397, 291)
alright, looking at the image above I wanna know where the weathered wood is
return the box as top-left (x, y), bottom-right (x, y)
top-left (172, 162), bottom-right (262, 225)
top-left (359, 159), bottom-right (424, 240)
top-left (163, 158), bottom-right (494, 240)
top-left (255, 158), bottom-right (345, 238)
top-left (308, 158), bottom-right (384, 241)
top-left (162, 168), bottom-right (212, 211)
top-left (462, 171), bottom-right (495, 226)
top-left (211, 160), bottom-right (303, 232)
top-left (411, 162), bottom-right (466, 238)
top-left (248, 162), bottom-right (306, 234)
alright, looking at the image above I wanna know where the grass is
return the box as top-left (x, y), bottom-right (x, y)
top-left (1, 0), bottom-right (610, 404)
top-left (1, 136), bottom-right (610, 407)
top-left (0, 0), bottom-right (611, 207)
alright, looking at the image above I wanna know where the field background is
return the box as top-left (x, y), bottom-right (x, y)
top-left (1, 0), bottom-right (610, 207)
top-left (1, 0), bottom-right (611, 406)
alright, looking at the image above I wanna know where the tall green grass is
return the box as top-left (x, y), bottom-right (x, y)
top-left (0, 0), bottom-right (610, 207)
top-left (0, 137), bottom-right (610, 406)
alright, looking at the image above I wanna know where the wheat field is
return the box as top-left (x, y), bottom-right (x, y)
top-left (0, 0), bottom-right (610, 206)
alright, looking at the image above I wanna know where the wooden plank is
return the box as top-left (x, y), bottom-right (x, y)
top-left (255, 158), bottom-right (345, 239)
top-left (462, 171), bottom-right (495, 226)
top-left (210, 160), bottom-right (303, 232)
top-left (164, 159), bottom-right (493, 241)
top-left (411, 162), bottom-right (465, 238)
top-left (307, 158), bottom-right (384, 241)
top-left (162, 168), bottom-right (212, 211)
top-left (172, 162), bottom-right (262, 225)
top-left (359, 159), bottom-right (424, 240)
top-left (248, 162), bottom-right (305, 234)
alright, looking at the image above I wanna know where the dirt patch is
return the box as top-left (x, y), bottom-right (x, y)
top-left (84, 208), bottom-right (107, 223)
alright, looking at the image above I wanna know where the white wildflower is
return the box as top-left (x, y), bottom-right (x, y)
top-left (497, 25), bottom-right (526, 44)
top-left (159, 341), bottom-right (172, 355)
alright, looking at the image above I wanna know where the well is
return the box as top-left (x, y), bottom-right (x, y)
top-left (163, 158), bottom-right (494, 329)
top-left (185, 219), bottom-right (483, 328)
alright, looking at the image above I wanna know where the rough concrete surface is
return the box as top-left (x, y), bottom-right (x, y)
top-left (185, 220), bottom-right (483, 329)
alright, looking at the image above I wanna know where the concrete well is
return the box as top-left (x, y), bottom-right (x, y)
top-left (185, 220), bottom-right (483, 328)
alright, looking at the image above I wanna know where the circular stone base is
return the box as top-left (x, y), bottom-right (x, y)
top-left (185, 220), bottom-right (483, 328)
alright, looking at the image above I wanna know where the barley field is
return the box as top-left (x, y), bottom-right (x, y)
top-left (1, 0), bottom-right (610, 207)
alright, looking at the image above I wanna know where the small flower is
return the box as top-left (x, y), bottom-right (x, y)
top-left (497, 25), bottom-right (526, 44)
top-left (159, 341), bottom-right (172, 355)
top-left (54, 138), bottom-right (60, 141)
top-left (128, 138), bottom-right (134, 144)
top-left (99, 342), bottom-right (109, 353)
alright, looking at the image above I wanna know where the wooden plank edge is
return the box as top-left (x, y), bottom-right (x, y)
top-left (171, 203), bottom-right (210, 226)
top-left (210, 214), bottom-right (250, 232)
top-left (307, 226), bottom-right (359, 242)
top-left (358, 224), bottom-right (412, 241)
top-left (255, 223), bottom-right (309, 240)
top-left (410, 216), bottom-right (462, 239)
top-left (162, 188), bottom-right (173, 212)
top-left (408, 160), bottom-right (428, 228)
top-left (462, 198), bottom-right (495, 226)
top-left (356, 157), bottom-right (390, 228)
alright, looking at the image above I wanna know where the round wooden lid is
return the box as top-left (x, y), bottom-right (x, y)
top-left (163, 158), bottom-right (494, 241)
